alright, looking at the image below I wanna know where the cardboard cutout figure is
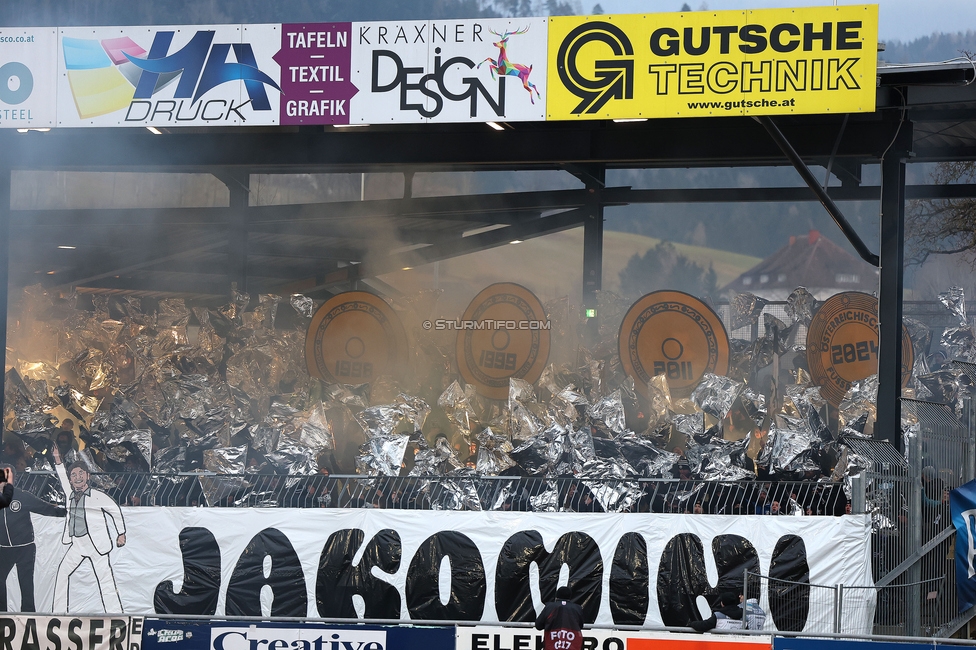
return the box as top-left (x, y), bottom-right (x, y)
top-left (51, 446), bottom-right (126, 613)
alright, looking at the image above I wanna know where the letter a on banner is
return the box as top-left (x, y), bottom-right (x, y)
top-left (951, 480), bottom-right (976, 611)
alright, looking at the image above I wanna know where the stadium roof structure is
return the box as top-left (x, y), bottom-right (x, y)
top-left (1, 59), bottom-right (975, 450)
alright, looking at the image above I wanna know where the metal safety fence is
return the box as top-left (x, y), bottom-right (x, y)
top-left (742, 572), bottom-right (952, 636)
top-left (14, 472), bottom-right (850, 513)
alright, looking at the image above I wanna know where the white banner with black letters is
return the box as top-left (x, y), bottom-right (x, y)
top-left (12, 510), bottom-right (872, 632)
top-left (0, 616), bottom-right (142, 650)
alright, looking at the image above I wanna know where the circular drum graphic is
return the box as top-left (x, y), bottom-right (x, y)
top-left (456, 283), bottom-right (551, 400)
top-left (305, 291), bottom-right (409, 384)
top-left (618, 290), bottom-right (730, 398)
top-left (806, 291), bottom-right (913, 406)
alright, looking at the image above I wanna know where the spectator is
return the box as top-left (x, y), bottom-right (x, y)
top-left (0, 465), bottom-right (65, 612)
top-left (535, 586), bottom-right (584, 650)
top-left (742, 596), bottom-right (767, 630)
top-left (688, 592), bottom-right (743, 632)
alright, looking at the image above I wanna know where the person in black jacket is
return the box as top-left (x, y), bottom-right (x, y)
top-left (535, 586), bottom-right (585, 650)
top-left (0, 463), bottom-right (67, 611)
top-left (0, 467), bottom-right (12, 509)
top-left (688, 592), bottom-right (744, 632)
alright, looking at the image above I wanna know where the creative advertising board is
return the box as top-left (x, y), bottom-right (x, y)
top-left (5, 508), bottom-right (873, 634)
top-left (0, 5), bottom-right (879, 128)
top-left (140, 620), bottom-right (454, 650)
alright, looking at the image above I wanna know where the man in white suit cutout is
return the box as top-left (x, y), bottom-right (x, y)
top-left (51, 446), bottom-right (126, 612)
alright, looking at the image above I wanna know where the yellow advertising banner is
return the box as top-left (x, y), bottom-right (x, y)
top-left (547, 5), bottom-right (878, 120)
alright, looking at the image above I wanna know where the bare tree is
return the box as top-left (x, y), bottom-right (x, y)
top-left (906, 161), bottom-right (976, 265)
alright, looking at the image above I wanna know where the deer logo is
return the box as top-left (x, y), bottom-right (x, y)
top-left (478, 26), bottom-right (541, 104)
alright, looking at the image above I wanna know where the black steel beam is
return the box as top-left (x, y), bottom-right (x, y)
top-left (9, 206), bottom-right (231, 227)
top-left (245, 189), bottom-right (592, 223)
top-left (0, 118), bottom-right (906, 173)
top-left (48, 236), bottom-right (226, 290)
top-left (78, 274), bottom-right (241, 297)
top-left (607, 184), bottom-right (976, 203)
top-left (582, 170), bottom-right (605, 331)
top-left (246, 238), bottom-right (366, 262)
top-left (877, 154), bottom-right (908, 451)
top-left (309, 208), bottom-right (588, 289)
top-left (222, 173), bottom-right (249, 295)
top-left (0, 168), bottom-right (9, 424)
top-left (14, 184), bottom-right (976, 237)
top-left (756, 116), bottom-right (879, 267)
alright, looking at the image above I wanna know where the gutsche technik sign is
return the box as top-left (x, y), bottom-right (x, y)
top-left (0, 5), bottom-right (879, 128)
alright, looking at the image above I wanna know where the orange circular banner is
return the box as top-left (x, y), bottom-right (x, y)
top-left (456, 283), bottom-right (551, 400)
top-left (618, 290), bottom-right (730, 398)
top-left (806, 291), bottom-right (913, 406)
top-left (305, 291), bottom-right (408, 384)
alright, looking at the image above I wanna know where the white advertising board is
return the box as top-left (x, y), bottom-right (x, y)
top-left (349, 18), bottom-right (547, 124)
top-left (56, 24), bottom-right (281, 127)
top-left (0, 28), bottom-right (58, 128)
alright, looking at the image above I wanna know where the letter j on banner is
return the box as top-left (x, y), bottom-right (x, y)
top-left (951, 480), bottom-right (976, 612)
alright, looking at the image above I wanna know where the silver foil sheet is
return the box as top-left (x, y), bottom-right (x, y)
top-left (356, 435), bottom-right (409, 476)
top-left (203, 444), bottom-right (248, 474)
top-left (587, 389), bottom-right (627, 436)
top-left (729, 292), bottom-right (769, 330)
top-left (290, 294), bottom-right (316, 319)
top-left (691, 373), bottom-right (744, 420)
top-left (267, 443), bottom-right (318, 475)
top-left (939, 286), bottom-right (968, 327)
top-left (839, 376), bottom-right (879, 437)
top-left (786, 287), bottom-right (816, 326)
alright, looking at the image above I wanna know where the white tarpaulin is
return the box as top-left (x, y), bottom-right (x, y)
top-left (9, 509), bottom-right (873, 632)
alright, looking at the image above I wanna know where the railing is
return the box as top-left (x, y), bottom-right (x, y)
top-left (15, 472), bottom-right (851, 513)
top-left (744, 572), bottom-right (951, 637)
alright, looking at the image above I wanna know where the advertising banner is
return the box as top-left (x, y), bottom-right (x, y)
top-left (457, 627), bottom-right (770, 650)
top-left (546, 5), bottom-right (878, 120)
top-left (0, 615), bottom-right (143, 650)
top-left (277, 23), bottom-right (356, 125)
top-left (56, 24), bottom-right (281, 127)
top-left (349, 17), bottom-right (548, 124)
top-left (4, 6), bottom-right (882, 128)
top-left (0, 27), bottom-right (58, 128)
top-left (8, 507), bottom-right (872, 633)
top-left (142, 620), bottom-right (453, 650)
top-left (774, 638), bottom-right (930, 650)
top-left (951, 479), bottom-right (976, 612)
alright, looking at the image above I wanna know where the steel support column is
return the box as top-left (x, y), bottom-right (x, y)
top-left (224, 174), bottom-right (250, 294)
top-left (582, 168), bottom-right (606, 337)
top-left (0, 169), bottom-right (9, 423)
top-left (877, 153), bottom-right (907, 450)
